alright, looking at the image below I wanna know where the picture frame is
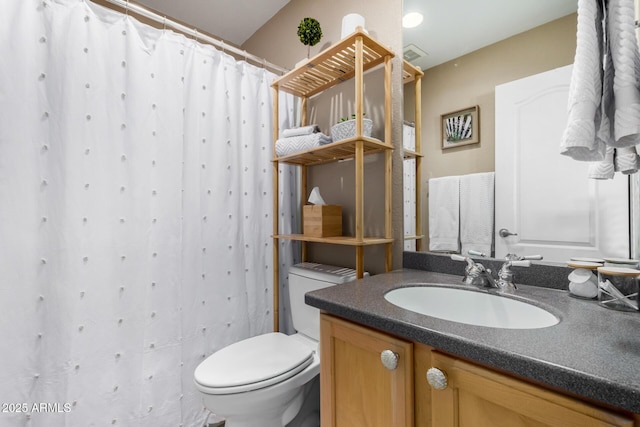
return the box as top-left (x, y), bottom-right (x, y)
top-left (441, 105), bottom-right (480, 149)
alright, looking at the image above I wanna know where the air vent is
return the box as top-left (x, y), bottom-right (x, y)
top-left (403, 44), bottom-right (428, 62)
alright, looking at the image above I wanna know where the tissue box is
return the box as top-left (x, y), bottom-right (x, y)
top-left (303, 205), bottom-right (342, 237)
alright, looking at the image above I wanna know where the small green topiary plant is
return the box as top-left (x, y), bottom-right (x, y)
top-left (297, 17), bottom-right (323, 58)
top-left (339, 113), bottom-right (366, 122)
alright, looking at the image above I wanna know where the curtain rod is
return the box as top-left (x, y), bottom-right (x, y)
top-left (97, 0), bottom-right (289, 75)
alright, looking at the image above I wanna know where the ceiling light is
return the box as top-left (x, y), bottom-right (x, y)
top-left (403, 12), bottom-right (423, 29)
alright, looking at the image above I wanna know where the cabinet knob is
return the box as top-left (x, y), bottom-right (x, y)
top-left (426, 367), bottom-right (448, 390)
top-left (380, 350), bottom-right (399, 370)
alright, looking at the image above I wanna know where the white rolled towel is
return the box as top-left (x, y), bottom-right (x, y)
top-left (282, 125), bottom-right (320, 138)
top-left (275, 133), bottom-right (332, 157)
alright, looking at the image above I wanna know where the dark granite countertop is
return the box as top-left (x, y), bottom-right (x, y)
top-left (305, 267), bottom-right (640, 414)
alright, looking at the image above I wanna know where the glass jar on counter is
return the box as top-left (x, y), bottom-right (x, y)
top-left (597, 267), bottom-right (640, 312)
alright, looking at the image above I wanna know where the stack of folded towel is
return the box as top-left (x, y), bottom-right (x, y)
top-left (275, 125), bottom-right (332, 157)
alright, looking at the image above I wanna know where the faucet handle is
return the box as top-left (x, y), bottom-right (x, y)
top-left (505, 253), bottom-right (543, 261)
top-left (510, 260), bottom-right (531, 268)
top-left (450, 254), bottom-right (491, 286)
top-left (468, 249), bottom-right (487, 257)
top-left (450, 254), bottom-right (467, 262)
top-left (496, 260), bottom-right (530, 293)
top-left (450, 254), bottom-right (478, 272)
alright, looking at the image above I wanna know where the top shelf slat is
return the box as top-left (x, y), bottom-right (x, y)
top-left (272, 29), bottom-right (395, 98)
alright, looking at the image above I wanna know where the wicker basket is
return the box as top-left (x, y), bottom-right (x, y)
top-left (330, 118), bottom-right (373, 141)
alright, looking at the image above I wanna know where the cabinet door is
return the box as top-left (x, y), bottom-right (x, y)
top-left (429, 352), bottom-right (634, 427)
top-left (320, 313), bottom-right (414, 427)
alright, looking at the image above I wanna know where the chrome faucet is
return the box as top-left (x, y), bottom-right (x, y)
top-left (496, 254), bottom-right (541, 293)
top-left (451, 254), bottom-right (533, 293)
top-left (495, 259), bottom-right (531, 293)
top-left (451, 254), bottom-right (496, 288)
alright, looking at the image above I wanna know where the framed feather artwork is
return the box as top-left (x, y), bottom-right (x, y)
top-left (441, 105), bottom-right (479, 149)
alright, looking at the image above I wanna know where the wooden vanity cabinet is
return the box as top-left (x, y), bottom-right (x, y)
top-left (319, 313), bottom-right (414, 427)
top-left (321, 314), bottom-right (639, 427)
top-left (427, 351), bottom-right (634, 427)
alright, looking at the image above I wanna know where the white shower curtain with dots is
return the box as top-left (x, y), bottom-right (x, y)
top-left (0, 1), bottom-right (297, 426)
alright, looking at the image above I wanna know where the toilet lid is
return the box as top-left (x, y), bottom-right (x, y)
top-left (194, 332), bottom-right (314, 394)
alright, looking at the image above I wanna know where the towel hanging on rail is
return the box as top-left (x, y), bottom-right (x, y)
top-left (428, 176), bottom-right (460, 252)
top-left (561, 0), bottom-right (640, 178)
top-left (460, 172), bottom-right (494, 257)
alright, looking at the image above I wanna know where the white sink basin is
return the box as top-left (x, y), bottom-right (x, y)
top-left (384, 286), bottom-right (559, 329)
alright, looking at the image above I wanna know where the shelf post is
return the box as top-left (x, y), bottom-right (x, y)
top-left (354, 35), bottom-right (364, 277)
top-left (414, 74), bottom-right (423, 251)
top-left (301, 96), bottom-right (308, 261)
top-left (272, 86), bottom-right (280, 332)
top-left (356, 246), bottom-right (364, 278)
top-left (355, 34), bottom-right (364, 241)
top-left (301, 97), bottom-right (308, 127)
top-left (384, 54), bottom-right (393, 272)
top-left (301, 164), bottom-right (308, 262)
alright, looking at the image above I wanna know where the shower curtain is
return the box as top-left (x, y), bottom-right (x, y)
top-left (0, 1), bottom-right (297, 426)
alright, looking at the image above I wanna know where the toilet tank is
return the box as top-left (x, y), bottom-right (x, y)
top-left (288, 263), bottom-right (367, 341)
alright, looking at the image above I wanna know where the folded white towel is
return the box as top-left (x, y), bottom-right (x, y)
top-left (282, 125), bottom-right (320, 138)
top-left (275, 133), bottom-right (332, 157)
top-left (460, 172), bottom-right (494, 257)
top-left (428, 176), bottom-right (460, 252)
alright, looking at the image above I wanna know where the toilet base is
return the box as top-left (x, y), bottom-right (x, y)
top-left (204, 376), bottom-right (320, 427)
top-left (286, 376), bottom-right (319, 427)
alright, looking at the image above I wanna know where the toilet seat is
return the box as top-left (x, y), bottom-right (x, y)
top-left (194, 332), bottom-right (315, 395)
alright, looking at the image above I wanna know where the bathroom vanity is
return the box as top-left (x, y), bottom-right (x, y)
top-left (307, 255), bottom-right (640, 426)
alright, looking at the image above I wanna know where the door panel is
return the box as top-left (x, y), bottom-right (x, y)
top-left (495, 65), bottom-right (629, 261)
top-left (320, 314), bottom-right (414, 427)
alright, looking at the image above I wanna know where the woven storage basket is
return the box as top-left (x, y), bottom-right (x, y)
top-left (330, 118), bottom-right (373, 141)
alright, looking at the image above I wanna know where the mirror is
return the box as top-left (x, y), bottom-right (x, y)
top-left (401, 1), bottom-right (636, 263)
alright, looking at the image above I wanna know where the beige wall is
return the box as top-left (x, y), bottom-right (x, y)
top-left (244, 0), bottom-right (404, 274)
top-left (404, 13), bottom-right (577, 250)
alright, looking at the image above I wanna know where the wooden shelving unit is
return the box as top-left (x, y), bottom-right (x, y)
top-left (271, 29), bottom-right (395, 330)
top-left (274, 136), bottom-right (390, 166)
top-left (271, 235), bottom-right (394, 246)
top-left (402, 60), bottom-right (424, 250)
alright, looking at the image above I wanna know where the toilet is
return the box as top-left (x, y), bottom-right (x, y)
top-left (194, 263), bottom-right (364, 427)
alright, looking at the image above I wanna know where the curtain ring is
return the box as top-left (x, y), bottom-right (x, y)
top-left (163, 16), bottom-right (167, 32)
top-left (194, 29), bottom-right (198, 42)
top-left (125, 0), bottom-right (129, 16)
